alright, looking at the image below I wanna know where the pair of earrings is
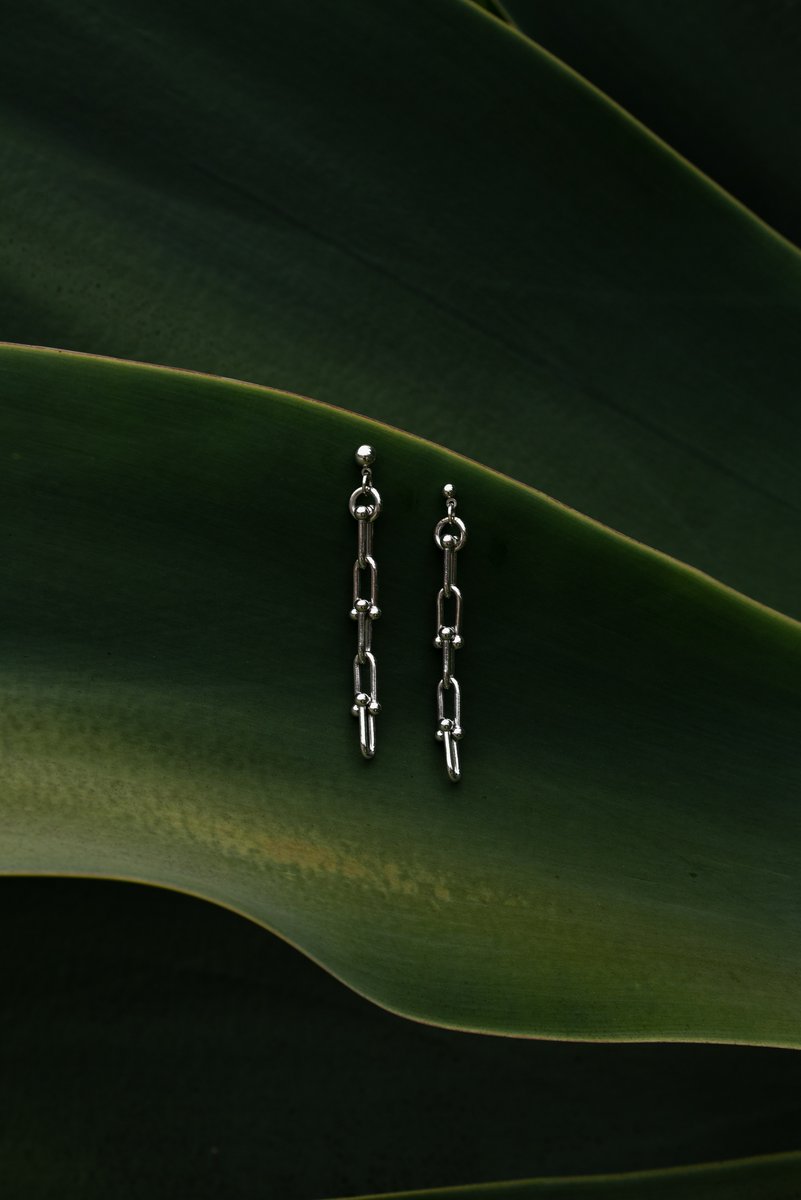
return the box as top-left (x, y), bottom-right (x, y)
top-left (348, 444), bottom-right (467, 783)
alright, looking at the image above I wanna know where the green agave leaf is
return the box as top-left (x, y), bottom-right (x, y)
top-left (10, 878), bottom-right (801, 1197)
top-left (502, 0), bottom-right (801, 248)
top-left (468, 0), bottom-right (517, 22)
top-left (3, 341), bottom-right (801, 1049)
top-left (336, 1150), bottom-right (801, 1199)
top-left (2, 0), bottom-right (801, 615)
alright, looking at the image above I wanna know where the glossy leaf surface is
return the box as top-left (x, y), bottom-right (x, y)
top-left (2, 342), bottom-right (801, 1050)
top-left (502, 0), bottom-right (801, 247)
top-left (1, 1), bottom-right (801, 614)
top-left (3, 2), bottom-right (801, 1195)
top-left (338, 1150), bottom-right (801, 1199)
top-left (8, 878), bottom-right (801, 1198)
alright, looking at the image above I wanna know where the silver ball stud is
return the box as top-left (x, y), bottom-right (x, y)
top-left (442, 532), bottom-right (457, 550)
top-left (443, 483), bottom-right (455, 501)
top-left (354, 598), bottom-right (371, 615)
top-left (353, 692), bottom-right (371, 709)
top-left (355, 444), bottom-right (376, 467)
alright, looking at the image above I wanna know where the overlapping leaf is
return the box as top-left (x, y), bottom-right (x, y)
top-left (1, 0), bottom-right (801, 613)
top-left (502, 0), bottom-right (801, 247)
top-left (335, 1149), bottom-right (801, 1199)
top-left (3, 1), bottom-right (801, 1196)
top-left (3, 342), bottom-right (800, 1050)
top-left (11, 878), bottom-right (801, 1198)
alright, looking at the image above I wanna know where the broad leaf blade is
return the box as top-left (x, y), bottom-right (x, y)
top-left (502, 0), bottom-right (801, 247)
top-left (1, 1), bottom-right (801, 614)
top-left (3, 342), bottom-right (801, 1048)
top-left (468, 0), bottom-right (517, 23)
top-left (334, 1150), bottom-right (801, 1198)
top-left (8, 878), bottom-right (801, 1197)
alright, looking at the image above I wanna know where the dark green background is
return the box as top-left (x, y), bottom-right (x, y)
top-left (1, 0), bottom-right (801, 615)
top-left (3, 878), bottom-right (801, 1199)
top-left (503, 0), bottom-right (801, 248)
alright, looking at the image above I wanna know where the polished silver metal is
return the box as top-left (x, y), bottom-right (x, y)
top-left (435, 585), bottom-right (463, 685)
top-left (351, 558), bottom-right (379, 660)
top-left (349, 446), bottom-right (381, 758)
top-left (433, 484), bottom-right (466, 781)
top-left (436, 678), bottom-right (463, 782)
top-left (352, 651), bottom-right (380, 758)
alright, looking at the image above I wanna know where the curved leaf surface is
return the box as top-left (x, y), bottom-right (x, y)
top-left (336, 1150), bottom-right (801, 1199)
top-left (1, 1), bottom-right (801, 615)
top-left (9, 878), bottom-right (801, 1198)
top-left (502, 0), bottom-right (801, 248)
top-left (469, 0), bottom-right (516, 22)
top-left (2, 342), bottom-right (801, 1048)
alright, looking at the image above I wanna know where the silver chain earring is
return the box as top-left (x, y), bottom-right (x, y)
top-left (349, 445), bottom-right (382, 759)
top-left (434, 483), bottom-right (466, 782)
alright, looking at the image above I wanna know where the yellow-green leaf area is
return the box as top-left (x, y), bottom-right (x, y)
top-left (2, 343), bottom-right (801, 1048)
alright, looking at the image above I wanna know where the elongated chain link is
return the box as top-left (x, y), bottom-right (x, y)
top-left (434, 484), bottom-right (466, 782)
top-left (349, 446), bottom-right (381, 758)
